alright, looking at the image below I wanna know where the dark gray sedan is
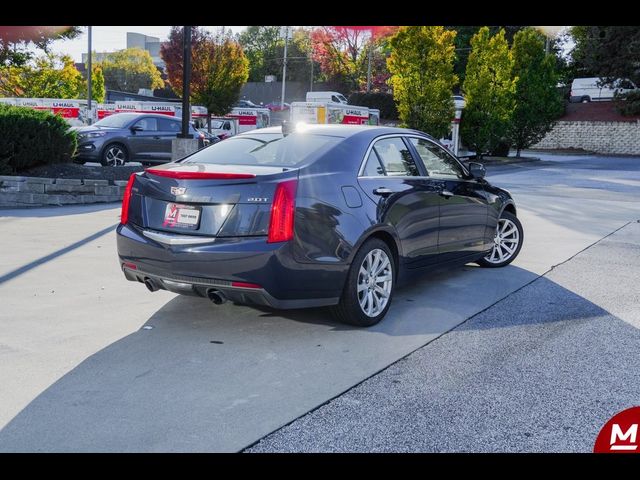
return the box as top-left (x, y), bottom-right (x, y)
top-left (117, 124), bottom-right (523, 327)
top-left (73, 113), bottom-right (203, 166)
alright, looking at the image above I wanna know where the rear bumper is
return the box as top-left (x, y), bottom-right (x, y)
top-left (116, 223), bottom-right (346, 308)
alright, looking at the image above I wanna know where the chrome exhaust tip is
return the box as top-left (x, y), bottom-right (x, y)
top-left (206, 288), bottom-right (227, 305)
top-left (144, 277), bottom-right (159, 292)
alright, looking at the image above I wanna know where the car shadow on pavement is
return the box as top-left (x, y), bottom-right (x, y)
top-left (0, 261), bottom-right (621, 453)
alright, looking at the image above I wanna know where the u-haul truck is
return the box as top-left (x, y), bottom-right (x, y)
top-left (227, 107), bottom-right (270, 133)
top-left (290, 102), bottom-right (377, 126)
top-left (0, 97), bottom-right (83, 125)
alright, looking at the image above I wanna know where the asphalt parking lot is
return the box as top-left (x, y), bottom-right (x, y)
top-left (1, 152), bottom-right (639, 452)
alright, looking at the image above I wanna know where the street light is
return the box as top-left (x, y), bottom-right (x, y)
top-left (87, 26), bottom-right (92, 123)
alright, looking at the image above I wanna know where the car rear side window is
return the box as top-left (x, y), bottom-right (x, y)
top-left (367, 137), bottom-right (419, 177)
top-left (133, 117), bottom-right (158, 131)
top-left (158, 118), bottom-right (181, 132)
top-left (409, 137), bottom-right (465, 179)
top-left (181, 132), bottom-right (342, 167)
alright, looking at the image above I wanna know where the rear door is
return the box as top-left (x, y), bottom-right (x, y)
top-left (407, 137), bottom-right (489, 261)
top-left (156, 117), bottom-right (182, 160)
top-left (357, 136), bottom-right (442, 267)
top-left (127, 116), bottom-right (161, 160)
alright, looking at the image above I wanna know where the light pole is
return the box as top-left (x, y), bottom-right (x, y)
top-left (281, 26), bottom-right (288, 109)
top-left (87, 26), bottom-right (92, 123)
top-left (179, 26), bottom-right (193, 139)
top-left (366, 42), bottom-right (372, 92)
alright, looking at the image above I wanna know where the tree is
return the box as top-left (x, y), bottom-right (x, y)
top-left (238, 26), bottom-right (282, 82)
top-left (4, 54), bottom-right (84, 98)
top-left (569, 26), bottom-right (640, 86)
top-left (461, 27), bottom-right (517, 158)
top-left (447, 26), bottom-right (525, 85)
top-left (161, 26), bottom-right (212, 99)
top-left (509, 28), bottom-right (563, 157)
top-left (100, 47), bottom-right (164, 93)
top-left (1, 26), bottom-right (81, 67)
top-left (79, 65), bottom-right (106, 103)
top-left (387, 26), bottom-right (458, 139)
top-left (161, 27), bottom-right (249, 130)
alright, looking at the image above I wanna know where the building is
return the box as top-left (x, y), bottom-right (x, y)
top-left (81, 52), bottom-right (111, 64)
top-left (127, 32), bottom-right (164, 69)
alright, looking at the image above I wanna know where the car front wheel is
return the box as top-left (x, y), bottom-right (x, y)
top-left (477, 211), bottom-right (524, 268)
top-left (331, 238), bottom-right (394, 327)
top-left (101, 143), bottom-right (128, 167)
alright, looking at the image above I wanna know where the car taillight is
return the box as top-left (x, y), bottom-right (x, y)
top-left (120, 173), bottom-right (136, 225)
top-left (267, 179), bottom-right (297, 243)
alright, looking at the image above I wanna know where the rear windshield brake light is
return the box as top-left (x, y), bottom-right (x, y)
top-left (145, 169), bottom-right (256, 180)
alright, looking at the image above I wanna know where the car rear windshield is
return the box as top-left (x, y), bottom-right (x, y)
top-left (93, 113), bottom-right (139, 128)
top-left (181, 132), bottom-right (342, 167)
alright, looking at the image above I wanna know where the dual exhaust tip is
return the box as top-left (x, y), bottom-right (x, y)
top-left (143, 277), bottom-right (227, 305)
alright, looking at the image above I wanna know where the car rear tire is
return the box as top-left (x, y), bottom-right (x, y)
top-left (581, 96), bottom-right (591, 103)
top-left (476, 211), bottom-right (524, 268)
top-left (101, 143), bottom-right (128, 167)
top-left (331, 238), bottom-right (395, 327)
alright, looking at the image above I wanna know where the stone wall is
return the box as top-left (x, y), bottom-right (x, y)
top-left (532, 120), bottom-right (640, 155)
top-left (0, 176), bottom-right (127, 208)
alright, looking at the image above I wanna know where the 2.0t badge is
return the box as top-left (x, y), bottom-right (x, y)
top-left (171, 186), bottom-right (187, 195)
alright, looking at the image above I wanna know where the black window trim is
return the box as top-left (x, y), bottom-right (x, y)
top-left (358, 133), bottom-right (466, 179)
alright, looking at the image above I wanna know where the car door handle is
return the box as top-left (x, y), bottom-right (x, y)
top-left (153, 136), bottom-right (161, 140)
top-left (373, 187), bottom-right (394, 196)
top-left (439, 189), bottom-right (454, 198)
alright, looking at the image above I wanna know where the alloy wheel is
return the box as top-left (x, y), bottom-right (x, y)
top-left (484, 218), bottom-right (520, 265)
top-left (357, 248), bottom-right (393, 317)
top-left (104, 146), bottom-right (126, 166)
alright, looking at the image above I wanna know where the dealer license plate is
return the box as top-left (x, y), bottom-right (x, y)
top-left (163, 203), bottom-right (201, 230)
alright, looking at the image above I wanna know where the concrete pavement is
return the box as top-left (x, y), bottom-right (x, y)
top-left (0, 152), bottom-right (639, 451)
top-left (248, 221), bottom-right (640, 452)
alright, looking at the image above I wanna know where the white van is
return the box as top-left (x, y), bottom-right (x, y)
top-left (570, 77), bottom-right (636, 103)
top-left (306, 91), bottom-right (349, 104)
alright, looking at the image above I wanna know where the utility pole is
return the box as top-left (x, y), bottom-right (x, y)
top-left (179, 26), bottom-right (193, 139)
top-left (87, 26), bottom-right (92, 123)
top-left (281, 26), bottom-right (288, 109)
top-left (310, 56), bottom-right (314, 92)
top-left (366, 43), bottom-right (372, 92)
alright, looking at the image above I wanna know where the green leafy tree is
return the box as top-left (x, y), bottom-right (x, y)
top-left (79, 65), bottom-right (106, 103)
top-left (509, 28), bottom-right (563, 157)
top-left (238, 26), bottom-right (283, 82)
top-left (461, 27), bottom-right (517, 158)
top-left (569, 26), bottom-right (640, 85)
top-left (387, 26), bottom-right (458, 139)
top-left (17, 54), bottom-right (84, 98)
top-left (162, 27), bottom-right (249, 129)
top-left (101, 47), bottom-right (164, 93)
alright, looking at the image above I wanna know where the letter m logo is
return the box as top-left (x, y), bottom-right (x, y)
top-left (610, 424), bottom-right (638, 451)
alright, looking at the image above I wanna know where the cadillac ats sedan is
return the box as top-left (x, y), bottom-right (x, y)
top-left (117, 124), bottom-right (523, 326)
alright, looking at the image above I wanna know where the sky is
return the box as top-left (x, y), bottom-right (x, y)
top-left (48, 26), bottom-right (248, 62)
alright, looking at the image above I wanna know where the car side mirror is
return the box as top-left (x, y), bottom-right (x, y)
top-left (468, 162), bottom-right (486, 180)
top-left (130, 125), bottom-right (143, 132)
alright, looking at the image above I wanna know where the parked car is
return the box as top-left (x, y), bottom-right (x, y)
top-left (264, 101), bottom-right (291, 112)
top-left (196, 128), bottom-right (222, 146)
top-left (234, 99), bottom-right (263, 109)
top-left (117, 124), bottom-right (523, 327)
top-left (73, 113), bottom-right (204, 166)
top-left (569, 77), bottom-right (637, 103)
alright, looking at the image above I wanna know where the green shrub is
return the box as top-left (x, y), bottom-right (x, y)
top-left (615, 91), bottom-right (640, 117)
top-left (348, 92), bottom-right (398, 120)
top-left (0, 104), bottom-right (77, 175)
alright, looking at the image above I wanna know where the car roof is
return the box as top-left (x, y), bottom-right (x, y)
top-left (240, 124), bottom-right (436, 141)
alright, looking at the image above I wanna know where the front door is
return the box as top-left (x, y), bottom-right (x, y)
top-left (407, 137), bottom-right (490, 261)
top-left (127, 116), bottom-right (161, 160)
top-left (357, 136), bottom-right (442, 268)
